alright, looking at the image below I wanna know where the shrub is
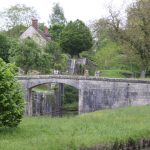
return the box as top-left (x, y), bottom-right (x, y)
top-left (0, 58), bottom-right (24, 127)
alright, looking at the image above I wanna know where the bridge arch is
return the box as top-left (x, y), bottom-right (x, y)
top-left (18, 76), bottom-right (80, 116)
top-left (27, 78), bottom-right (79, 89)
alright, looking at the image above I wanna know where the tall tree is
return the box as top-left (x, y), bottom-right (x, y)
top-left (49, 3), bottom-right (66, 41)
top-left (49, 3), bottom-right (66, 26)
top-left (125, 0), bottom-right (150, 77)
top-left (91, 18), bottom-right (113, 49)
top-left (1, 4), bottom-right (38, 29)
top-left (60, 19), bottom-right (93, 57)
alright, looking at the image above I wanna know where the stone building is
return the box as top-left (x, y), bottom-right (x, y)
top-left (20, 18), bottom-right (51, 46)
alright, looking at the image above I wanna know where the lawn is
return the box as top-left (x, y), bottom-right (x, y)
top-left (0, 105), bottom-right (150, 150)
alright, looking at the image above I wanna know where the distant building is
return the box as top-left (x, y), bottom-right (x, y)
top-left (20, 18), bottom-right (51, 46)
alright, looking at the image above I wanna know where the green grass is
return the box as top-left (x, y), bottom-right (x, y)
top-left (63, 101), bottom-right (78, 110)
top-left (1, 105), bottom-right (150, 150)
top-left (101, 69), bottom-right (133, 78)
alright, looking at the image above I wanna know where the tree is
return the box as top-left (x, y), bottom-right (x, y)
top-left (49, 24), bottom-right (65, 41)
top-left (36, 52), bottom-right (53, 74)
top-left (49, 3), bottom-right (66, 26)
top-left (9, 38), bottom-right (43, 74)
top-left (1, 4), bottom-right (38, 29)
top-left (0, 33), bottom-right (10, 63)
top-left (45, 41), bottom-right (69, 72)
top-left (49, 3), bottom-right (66, 41)
top-left (6, 24), bottom-right (27, 38)
top-left (91, 18), bottom-right (113, 49)
top-left (10, 38), bottom-right (53, 74)
top-left (125, 0), bottom-right (150, 77)
top-left (0, 58), bottom-right (24, 127)
top-left (60, 20), bottom-right (93, 56)
top-left (93, 2), bottom-right (145, 77)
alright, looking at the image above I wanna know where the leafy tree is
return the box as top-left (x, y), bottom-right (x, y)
top-left (90, 15), bottom-right (140, 76)
top-left (49, 24), bottom-right (65, 41)
top-left (36, 52), bottom-right (52, 74)
top-left (45, 41), bottom-right (69, 72)
top-left (45, 41), bottom-right (61, 60)
top-left (9, 38), bottom-right (43, 74)
top-left (60, 19), bottom-right (93, 56)
top-left (125, 0), bottom-right (150, 77)
top-left (91, 18), bottom-right (112, 49)
top-left (6, 24), bottom-right (27, 38)
top-left (49, 3), bottom-right (66, 41)
top-left (0, 58), bottom-right (24, 127)
top-left (49, 3), bottom-right (66, 26)
top-left (0, 33), bottom-right (10, 63)
top-left (1, 4), bottom-right (39, 29)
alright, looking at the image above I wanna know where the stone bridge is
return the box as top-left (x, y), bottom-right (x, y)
top-left (17, 75), bottom-right (150, 115)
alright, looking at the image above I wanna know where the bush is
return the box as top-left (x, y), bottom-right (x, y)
top-left (0, 59), bottom-right (24, 127)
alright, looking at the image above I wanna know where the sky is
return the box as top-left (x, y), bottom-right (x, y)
top-left (0, 0), bottom-right (135, 25)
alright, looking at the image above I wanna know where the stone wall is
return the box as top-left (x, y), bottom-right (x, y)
top-left (25, 83), bottom-right (64, 116)
top-left (79, 79), bottom-right (150, 113)
top-left (32, 91), bottom-right (53, 116)
top-left (67, 58), bottom-right (96, 75)
top-left (17, 75), bottom-right (150, 115)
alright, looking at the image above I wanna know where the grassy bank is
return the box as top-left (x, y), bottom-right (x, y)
top-left (1, 106), bottom-right (150, 150)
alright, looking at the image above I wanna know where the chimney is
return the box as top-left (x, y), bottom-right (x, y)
top-left (32, 18), bottom-right (38, 29)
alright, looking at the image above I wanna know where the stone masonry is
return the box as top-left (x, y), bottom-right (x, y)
top-left (17, 75), bottom-right (150, 115)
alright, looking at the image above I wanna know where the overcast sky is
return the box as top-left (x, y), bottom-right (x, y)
top-left (0, 0), bottom-right (135, 25)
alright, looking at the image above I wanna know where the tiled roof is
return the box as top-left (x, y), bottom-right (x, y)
top-left (34, 27), bottom-right (51, 41)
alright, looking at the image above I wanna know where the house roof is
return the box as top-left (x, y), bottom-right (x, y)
top-left (34, 27), bottom-right (51, 41)
top-left (20, 25), bottom-right (51, 42)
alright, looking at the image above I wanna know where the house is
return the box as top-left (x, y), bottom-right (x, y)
top-left (20, 18), bottom-right (51, 46)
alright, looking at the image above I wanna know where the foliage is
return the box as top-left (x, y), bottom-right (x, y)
top-left (0, 33), bottom-right (11, 63)
top-left (0, 106), bottom-right (150, 149)
top-left (60, 19), bottom-right (93, 56)
top-left (49, 24), bottom-right (65, 41)
top-left (90, 8), bottom-right (146, 77)
top-left (101, 69), bottom-right (134, 78)
top-left (6, 25), bottom-right (27, 38)
top-left (0, 4), bottom-right (39, 29)
top-left (36, 52), bottom-right (52, 74)
top-left (45, 41), bottom-right (61, 59)
top-left (95, 40), bottom-right (121, 69)
top-left (0, 58), bottom-right (24, 127)
top-left (45, 41), bottom-right (69, 72)
top-left (49, 3), bottom-right (66, 26)
top-left (9, 38), bottom-right (44, 74)
top-left (63, 85), bottom-right (78, 104)
top-left (125, 0), bottom-right (150, 76)
top-left (91, 18), bottom-right (113, 49)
